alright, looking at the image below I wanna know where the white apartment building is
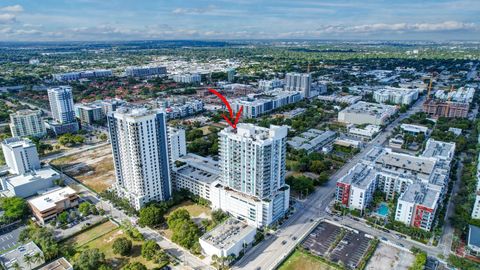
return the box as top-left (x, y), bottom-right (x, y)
top-left (338, 101), bottom-right (398, 126)
top-left (285, 72), bottom-right (311, 98)
top-left (1, 137), bottom-right (40, 175)
top-left (232, 90), bottom-right (302, 118)
top-left (336, 163), bottom-right (377, 211)
top-left (172, 73), bottom-right (201, 83)
top-left (336, 139), bottom-right (455, 231)
top-left (107, 107), bottom-right (172, 210)
top-left (9, 109), bottom-right (46, 138)
top-left (48, 86), bottom-right (76, 124)
top-left (373, 87), bottom-right (419, 105)
top-left (168, 127), bottom-right (187, 161)
top-left (125, 66), bottom-right (167, 77)
top-left (258, 78), bottom-right (283, 91)
top-left (395, 182), bottom-right (440, 231)
top-left (211, 124), bottom-right (290, 228)
top-left (53, 69), bottom-right (112, 81)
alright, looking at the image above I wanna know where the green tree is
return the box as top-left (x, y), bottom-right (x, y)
top-left (141, 240), bottom-right (159, 260)
top-left (78, 202), bottom-right (92, 216)
top-left (112, 237), bottom-right (132, 256)
top-left (0, 196), bottom-right (29, 222)
top-left (57, 211), bottom-right (69, 224)
top-left (75, 248), bottom-right (106, 270)
top-left (138, 205), bottom-right (165, 227)
top-left (122, 262), bottom-right (147, 270)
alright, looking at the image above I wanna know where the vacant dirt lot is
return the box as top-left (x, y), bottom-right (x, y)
top-left (52, 145), bottom-right (115, 193)
top-left (366, 243), bottom-right (415, 270)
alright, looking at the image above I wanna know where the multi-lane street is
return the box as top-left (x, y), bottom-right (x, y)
top-left (233, 96), bottom-right (426, 270)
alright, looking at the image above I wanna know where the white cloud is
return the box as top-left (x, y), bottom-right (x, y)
top-left (0, 13), bottom-right (16, 24)
top-left (0, 5), bottom-right (23, 13)
top-left (172, 5), bottom-right (216, 15)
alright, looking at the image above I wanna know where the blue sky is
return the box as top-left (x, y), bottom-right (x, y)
top-left (1, 0), bottom-right (479, 41)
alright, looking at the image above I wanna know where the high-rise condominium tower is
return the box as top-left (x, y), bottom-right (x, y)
top-left (211, 123), bottom-right (290, 228)
top-left (107, 107), bottom-right (171, 210)
top-left (48, 86), bottom-right (76, 124)
top-left (285, 72), bottom-right (311, 98)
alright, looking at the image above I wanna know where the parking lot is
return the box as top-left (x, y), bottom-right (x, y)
top-left (329, 230), bottom-right (372, 268)
top-left (0, 224), bottom-right (25, 253)
top-left (301, 222), bottom-right (376, 269)
top-left (302, 222), bottom-right (342, 256)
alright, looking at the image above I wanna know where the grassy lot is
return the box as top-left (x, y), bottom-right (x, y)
top-left (278, 250), bottom-right (339, 270)
top-left (65, 221), bottom-right (118, 247)
top-left (166, 200), bottom-right (212, 217)
top-left (160, 200), bottom-right (212, 239)
top-left (66, 221), bottom-right (163, 269)
top-left (81, 228), bottom-right (160, 269)
top-left (51, 145), bottom-right (115, 193)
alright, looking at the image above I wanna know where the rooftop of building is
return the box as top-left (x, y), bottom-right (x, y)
top-left (200, 217), bottom-right (256, 250)
top-left (176, 154), bottom-right (220, 184)
top-left (375, 149), bottom-right (436, 176)
top-left (340, 101), bottom-right (397, 117)
top-left (10, 109), bottom-right (42, 116)
top-left (1, 137), bottom-right (36, 149)
top-left (0, 241), bottom-right (42, 269)
top-left (469, 225), bottom-right (480, 249)
top-left (288, 129), bottom-right (336, 151)
top-left (400, 123), bottom-right (429, 132)
top-left (422, 139), bottom-right (455, 160)
top-left (221, 123), bottom-right (288, 142)
top-left (47, 86), bottom-right (72, 92)
top-left (27, 186), bottom-right (77, 212)
top-left (37, 257), bottom-right (73, 270)
top-left (5, 167), bottom-right (60, 187)
top-left (399, 182), bottom-right (439, 209)
top-left (339, 163), bottom-right (377, 189)
top-left (113, 105), bottom-right (163, 118)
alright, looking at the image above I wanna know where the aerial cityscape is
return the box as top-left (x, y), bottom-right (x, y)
top-left (0, 1), bottom-right (480, 270)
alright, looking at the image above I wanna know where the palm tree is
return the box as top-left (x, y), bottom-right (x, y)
top-left (32, 252), bottom-right (44, 264)
top-left (11, 261), bottom-right (23, 270)
top-left (23, 254), bottom-right (33, 269)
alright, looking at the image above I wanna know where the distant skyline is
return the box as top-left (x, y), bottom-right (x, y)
top-left (1, 0), bottom-right (480, 41)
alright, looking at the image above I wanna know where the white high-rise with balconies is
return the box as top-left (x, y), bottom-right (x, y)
top-left (1, 137), bottom-right (40, 175)
top-left (48, 86), bottom-right (76, 124)
top-left (9, 109), bottom-right (46, 138)
top-left (47, 86), bottom-right (79, 134)
top-left (211, 123), bottom-right (290, 228)
top-left (107, 106), bottom-right (172, 210)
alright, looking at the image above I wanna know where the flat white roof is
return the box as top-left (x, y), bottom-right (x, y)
top-left (28, 186), bottom-right (76, 212)
top-left (6, 167), bottom-right (60, 187)
top-left (200, 217), bottom-right (256, 250)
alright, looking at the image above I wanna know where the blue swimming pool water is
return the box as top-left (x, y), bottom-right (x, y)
top-left (376, 203), bottom-right (389, 217)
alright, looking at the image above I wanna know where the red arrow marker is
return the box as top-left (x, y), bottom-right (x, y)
top-left (209, 88), bottom-right (243, 129)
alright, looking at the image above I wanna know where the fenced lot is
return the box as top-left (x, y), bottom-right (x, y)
top-left (51, 145), bottom-right (115, 193)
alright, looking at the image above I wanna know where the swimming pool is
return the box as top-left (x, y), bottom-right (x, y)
top-left (376, 203), bottom-right (389, 217)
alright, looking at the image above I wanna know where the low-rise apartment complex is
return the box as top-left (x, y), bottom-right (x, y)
top-left (335, 139), bottom-right (455, 230)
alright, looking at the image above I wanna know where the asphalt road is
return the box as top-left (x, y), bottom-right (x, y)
top-left (233, 96), bottom-right (426, 270)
